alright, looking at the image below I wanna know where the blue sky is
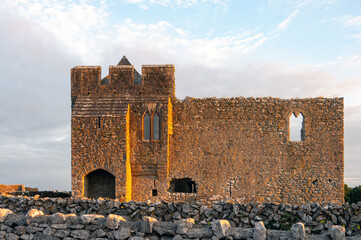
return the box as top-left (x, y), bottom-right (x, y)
top-left (0, 0), bottom-right (360, 190)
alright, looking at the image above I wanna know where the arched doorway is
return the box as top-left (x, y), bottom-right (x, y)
top-left (84, 169), bottom-right (115, 199)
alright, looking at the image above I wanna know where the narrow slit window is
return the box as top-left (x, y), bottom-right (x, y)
top-left (153, 113), bottom-right (160, 140)
top-left (290, 112), bottom-right (304, 141)
top-left (143, 114), bottom-right (151, 140)
top-left (97, 117), bottom-right (101, 128)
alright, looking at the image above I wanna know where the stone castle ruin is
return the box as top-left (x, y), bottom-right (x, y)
top-left (71, 56), bottom-right (344, 204)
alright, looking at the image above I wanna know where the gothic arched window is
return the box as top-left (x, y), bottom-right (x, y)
top-left (143, 113), bottom-right (151, 140)
top-left (153, 113), bottom-right (160, 140)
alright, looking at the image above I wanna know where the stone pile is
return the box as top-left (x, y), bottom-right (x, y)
top-left (0, 208), bottom-right (354, 240)
top-left (1, 194), bottom-right (361, 237)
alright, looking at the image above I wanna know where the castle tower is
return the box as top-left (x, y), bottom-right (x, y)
top-left (71, 57), bottom-right (175, 201)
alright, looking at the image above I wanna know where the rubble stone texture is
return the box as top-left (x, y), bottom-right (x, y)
top-left (71, 56), bottom-right (344, 204)
top-left (0, 209), bottom-right (354, 240)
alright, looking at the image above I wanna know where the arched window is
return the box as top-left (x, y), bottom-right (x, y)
top-left (153, 113), bottom-right (160, 140)
top-left (143, 113), bottom-right (151, 140)
top-left (290, 112), bottom-right (304, 141)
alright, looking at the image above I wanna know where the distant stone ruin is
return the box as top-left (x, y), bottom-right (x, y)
top-left (71, 56), bottom-right (344, 204)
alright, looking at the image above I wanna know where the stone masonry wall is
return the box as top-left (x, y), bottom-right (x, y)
top-left (0, 208), bottom-right (355, 240)
top-left (0, 184), bottom-right (24, 193)
top-left (170, 97), bottom-right (344, 204)
top-left (1, 195), bottom-right (360, 237)
top-left (71, 60), bottom-right (344, 205)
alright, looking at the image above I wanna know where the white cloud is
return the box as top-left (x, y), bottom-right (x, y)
top-left (277, 9), bottom-right (299, 31)
top-left (345, 15), bottom-right (361, 26)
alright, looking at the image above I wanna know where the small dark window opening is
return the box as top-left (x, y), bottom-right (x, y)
top-left (88, 91), bottom-right (91, 95)
top-left (312, 179), bottom-right (318, 185)
top-left (152, 189), bottom-right (158, 196)
top-left (97, 117), bottom-right (101, 128)
top-left (168, 178), bottom-right (197, 193)
top-left (114, 91), bottom-right (117, 95)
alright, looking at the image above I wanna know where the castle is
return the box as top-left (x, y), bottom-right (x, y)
top-left (71, 56), bottom-right (344, 204)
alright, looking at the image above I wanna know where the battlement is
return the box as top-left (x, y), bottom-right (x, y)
top-left (71, 59), bottom-right (175, 97)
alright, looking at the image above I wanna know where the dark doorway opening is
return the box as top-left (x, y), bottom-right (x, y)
top-left (84, 169), bottom-right (115, 199)
top-left (168, 178), bottom-right (196, 193)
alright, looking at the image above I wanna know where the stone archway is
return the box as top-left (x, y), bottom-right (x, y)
top-left (84, 169), bottom-right (115, 199)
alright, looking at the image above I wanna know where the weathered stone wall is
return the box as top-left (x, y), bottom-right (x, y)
top-left (71, 63), bottom-right (176, 201)
top-left (129, 100), bottom-right (170, 201)
top-left (71, 65), bottom-right (175, 96)
top-left (71, 116), bottom-right (128, 200)
top-left (170, 97), bottom-right (344, 204)
top-left (71, 60), bottom-right (344, 204)
top-left (0, 208), bottom-right (354, 240)
top-left (0, 184), bottom-right (24, 193)
top-left (1, 195), bottom-right (360, 237)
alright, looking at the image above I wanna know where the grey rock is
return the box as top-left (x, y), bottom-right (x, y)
top-left (0, 209), bottom-right (14, 222)
top-left (176, 218), bottom-right (195, 234)
top-left (81, 214), bottom-right (104, 224)
top-left (186, 227), bottom-right (213, 238)
top-left (91, 229), bottom-right (107, 238)
top-left (54, 229), bottom-right (70, 238)
top-left (291, 222), bottom-right (305, 240)
top-left (49, 213), bottom-right (66, 224)
top-left (266, 230), bottom-right (292, 240)
top-left (43, 227), bottom-right (56, 236)
top-left (113, 227), bottom-right (131, 240)
top-left (129, 237), bottom-right (149, 240)
top-left (253, 221), bottom-right (266, 240)
top-left (332, 214), bottom-right (338, 224)
top-left (19, 234), bottom-right (32, 240)
top-left (26, 209), bottom-right (44, 218)
top-left (338, 216), bottom-right (347, 226)
top-left (227, 227), bottom-right (253, 239)
top-left (173, 212), bottom-right (181, 220)
top-left (330, 226), bottom-right (345, 240)
top-left (33, 232), bottom-right (55, 240)
top-left (71, 229), bottom-right (90, 239)
top-left (14, 226), bottom-right (26, 235)
top-left (6, 233), bottom-right (20, 240)
top-left (105, 214), bottom-right (126, 230)
top-left (211, 220), bottom-right (231, 238)
top-left (153, 222), bottom-right (177, 236)
top-left (140, 216), bottom-right (158, 234)
top-left (172, 235), bottom-right (183, 240)
top-left (182, 202), bottom-right (192, 214)
top-left (51, 224), bottom-right (68, 229)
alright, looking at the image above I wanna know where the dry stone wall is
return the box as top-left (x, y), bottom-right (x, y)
top-left (0, 208), bottom-right (355, 240)
top-left (1, 195), bottom-right (360, 237)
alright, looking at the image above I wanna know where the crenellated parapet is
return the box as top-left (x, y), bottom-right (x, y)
top-left (71, 64), bottom-right (175, 97)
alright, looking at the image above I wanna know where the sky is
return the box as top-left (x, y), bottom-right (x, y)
top-left (0, 0), bottom-right (360, 191)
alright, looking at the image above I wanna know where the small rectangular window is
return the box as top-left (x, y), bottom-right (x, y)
top-left (152, 189), bottom-right (158, 196)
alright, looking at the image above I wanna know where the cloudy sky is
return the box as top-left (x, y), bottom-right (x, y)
top-left (0, 0), bottom-right (360, 190)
